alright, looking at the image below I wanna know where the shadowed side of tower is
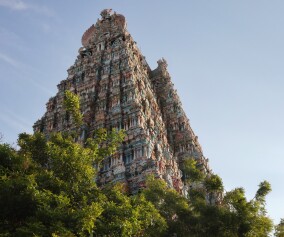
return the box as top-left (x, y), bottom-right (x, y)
top-left (150, 59), bottom-right (210, 173)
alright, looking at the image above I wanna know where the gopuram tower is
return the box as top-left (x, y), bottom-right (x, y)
top-left (34, 9), bottom-right (211, 194)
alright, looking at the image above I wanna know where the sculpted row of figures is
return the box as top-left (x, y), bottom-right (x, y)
top-left (34, 9), bottom-right (210, 194)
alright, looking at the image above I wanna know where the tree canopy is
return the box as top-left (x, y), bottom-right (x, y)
top-left (275, 219), bottom-right (284, 237)
top-left (0, 134), bottom-right (276, 236)
top-left (0, 91), bottom-right (276, 236)
top-left (0, 132), bottom-right (167, 236)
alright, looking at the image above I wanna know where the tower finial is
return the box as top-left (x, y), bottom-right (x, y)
top-left (157, 58), bottom-right (168, 69)
top-left (100, 9), bottom-right (113, 19)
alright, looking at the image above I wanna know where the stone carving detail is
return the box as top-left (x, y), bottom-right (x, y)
top-left (100, 9), bottom-right (112, 19)
top-left (34, 9), bottom-right (211, 194)
top-left (81, 24), bottom-right (96, 47)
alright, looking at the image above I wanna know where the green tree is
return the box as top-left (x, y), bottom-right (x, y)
top-left (222, 185), bottom-right (273, 237)
top-left (95, 183), bottom-right (166, 237)
top-left (204, 174), bottom-right (224, 193)
top-left (181, 158), bottom-right (205, 183)
top-left (0, 131), bottom-right (123, 236)
top-left (275, 219), bottom-right (284, 237)
top-left (86, 128), bottom-right (125, 165)
top-left (0, 89), bottom-right (274, 236)
top-left (63, 90), bottom-right (83, 127)
top-left (181, 157), bottom-right (273, 236)
top-left (0, 131), bottom-right (170, 237)
top-left (143, 175), bottom-right (196, 237)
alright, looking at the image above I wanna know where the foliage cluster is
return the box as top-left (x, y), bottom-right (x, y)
top-left (63, 90), bottom-right (83, 127)
top-left (0, 133), bottom-right (275, 236)
top-left (275, 219), bottom-right (284, 237)
top-left (0, 91), bottom-right (277, 236)
top-left (0, 131), bottom-right (166, 237)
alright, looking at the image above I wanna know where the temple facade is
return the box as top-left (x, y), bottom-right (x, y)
top-left (34, 9), bottom-right (211, 194)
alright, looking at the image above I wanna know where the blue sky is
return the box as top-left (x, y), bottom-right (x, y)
top-left (0, 0), bottom-right (283, 225)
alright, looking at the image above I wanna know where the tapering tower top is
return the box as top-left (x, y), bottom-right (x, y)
top-left (157, 58), bottom-right (168, 69)
top-left (100, 9), bottom-right (113, 19)
top-left (81, 9), bottom-right (127, 47)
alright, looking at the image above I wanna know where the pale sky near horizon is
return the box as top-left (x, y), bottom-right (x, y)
top-left (0, 0), bottom-right (283, 226)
